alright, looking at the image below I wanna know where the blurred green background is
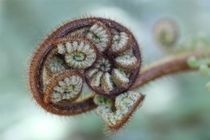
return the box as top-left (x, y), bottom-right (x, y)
top-left (1, 0), bottom-right (210, 140)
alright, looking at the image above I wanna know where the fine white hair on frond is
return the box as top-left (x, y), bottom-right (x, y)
top-left (51, 75), bottom-right (83, 103)
top-left (115, 54), bottom-right (137, 69)
top-left (112, 68), bottom-right (129, 87)
top-left (111, 32), bottom-right (129, 53)
top-left (101, 72), bottom-right (114, 94)
top-left (46, 56), bottom-right (66, 74)
top-left (96, 91), bottom-right (142, 128)
top-left (86, 22), bottom-right (110, 52)
top-left (57, 40), bottom-right (96, 69)
top-left (90, 71), bottom-right (103, 87)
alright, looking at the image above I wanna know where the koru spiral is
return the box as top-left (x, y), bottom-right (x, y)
top-left (29, 17), bottom-right (145, 130)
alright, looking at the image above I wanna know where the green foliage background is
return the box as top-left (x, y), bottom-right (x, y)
top-left (0, 0), bottom-right (210, 140)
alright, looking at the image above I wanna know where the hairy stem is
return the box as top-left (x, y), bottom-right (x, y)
top-left (131, 49), bottom-right (210, 89)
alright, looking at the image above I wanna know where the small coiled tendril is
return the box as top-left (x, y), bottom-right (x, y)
top-left (154, 18), bottom-right (179, 48)
top-left (154, 18), bottom-right (210, 92)
top-left (29, 17), bottom-right (144, 130)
